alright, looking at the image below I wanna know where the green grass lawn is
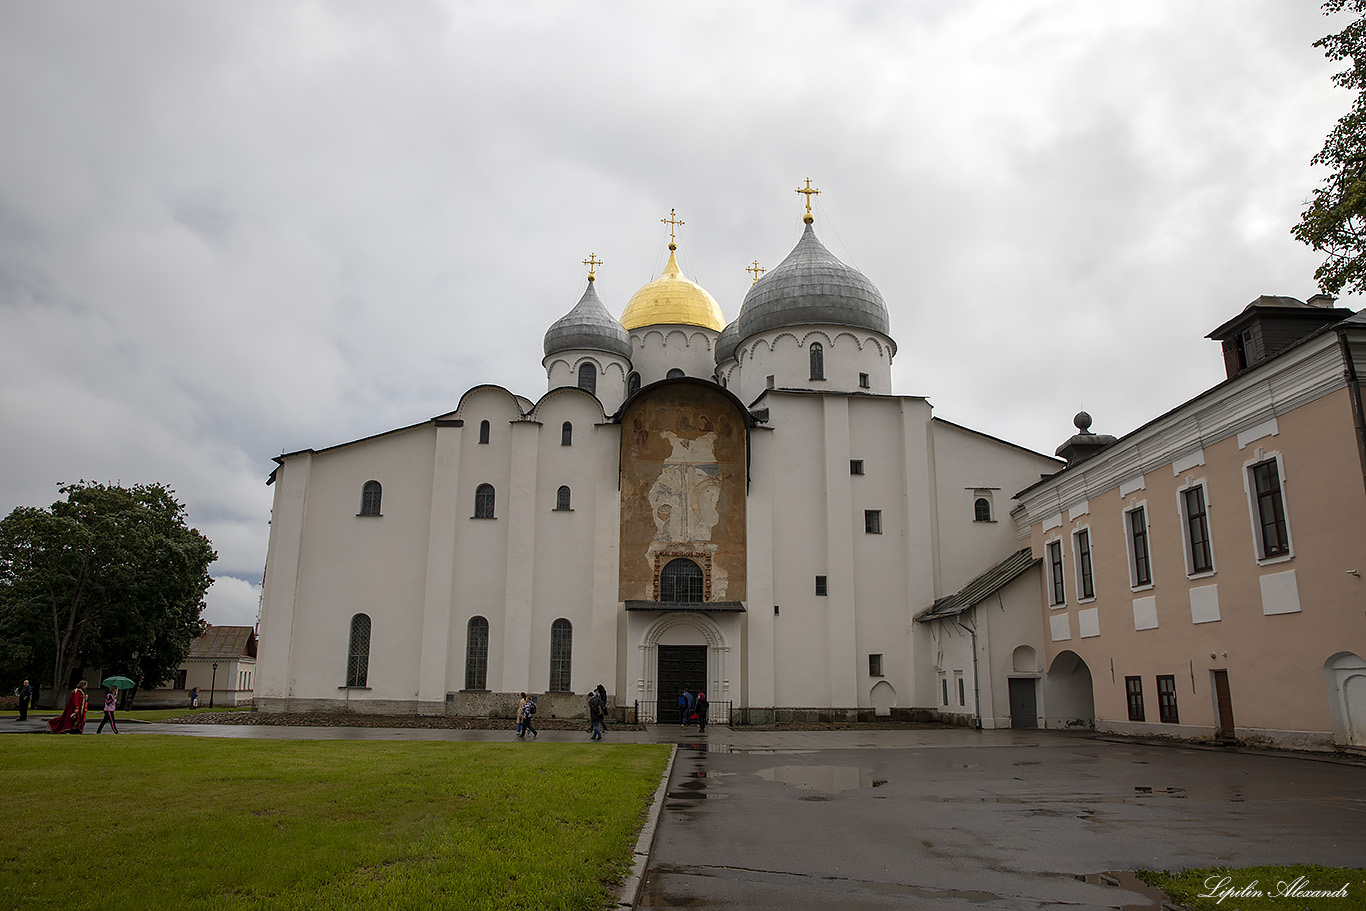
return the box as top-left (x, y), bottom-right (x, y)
top-left (0, 736), bottom-right (670, 910)
top-left (1138, 866), bottom-right (1366, 909)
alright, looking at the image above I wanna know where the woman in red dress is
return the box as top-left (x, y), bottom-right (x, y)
top-left (47, 680), bottom-right (88, 734)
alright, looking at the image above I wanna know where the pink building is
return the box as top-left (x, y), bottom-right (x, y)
top-left (1014, 296), bottom-right (1366, 751)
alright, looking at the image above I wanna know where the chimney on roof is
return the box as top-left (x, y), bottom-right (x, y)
top-left (1055, 411), bottom-right (1117, 466)
top-left (1306, 293), bottom-right (1336, 308)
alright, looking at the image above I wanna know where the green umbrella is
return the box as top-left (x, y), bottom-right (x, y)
top-left (101, 676), bottom-right (136, 690)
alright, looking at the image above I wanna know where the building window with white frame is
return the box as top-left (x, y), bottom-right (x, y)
top-left (577, 362), bottom-right (597, 395)
top-left (809, 342), bottom-right (824, 381)
top-left (974, 497), bottom-right (992, 522)
top-left (554, 485), bottom-right (571, 511)
top-left (1047, 539), bottom-right (1065, 605)
top-left (864, 510), bottom-right (882, 534)
top-left (1181, 483), bottom-right (1214, 575)
top-left (346, 613), bottom-right (371, 688)
top-left (1249, 458), bottom-right (1290, 559)
top-left (1126, 505), bottom-right (1152, 587)
top-left (549, 619), bottom-right (572, 692)
top-left (359, 480), bottom-right (382, 516)
top-left (474, 483), bottom-right (496, 519)
top-left (1073, 527), bottom-right (1095, 599)
top-left (869, 654), bottom-right (883, 677)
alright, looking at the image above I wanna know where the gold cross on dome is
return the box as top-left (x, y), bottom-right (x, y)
top-left (583, 253), bottom-right (602, 281)
top-left (661, 208), bottom-right (685, 243)
top-left (796, 178), bottom-right (820, 219)
top-left (747, 260), bottom-right (766, 284)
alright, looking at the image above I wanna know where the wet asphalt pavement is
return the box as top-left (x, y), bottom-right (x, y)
top-left (7, 718), bottom-right (1364, 908)
top-left (637, 729), bottom-right (1366, 910)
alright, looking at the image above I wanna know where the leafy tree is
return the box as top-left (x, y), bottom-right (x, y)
top-left (0, 482), bottom-right (216, 706)
top-left (1294, 0), bottom-right (1366, 295)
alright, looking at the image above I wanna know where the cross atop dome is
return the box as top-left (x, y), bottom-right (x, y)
top-left (661, 209), bottom-right (685, 250)
top-left (796, 178), bottom-right (820, 224)
top-left (583, 252), bottom-right (602, 282)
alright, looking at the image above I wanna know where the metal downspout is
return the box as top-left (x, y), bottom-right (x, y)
top-left (1336, 328), bottom-right (1366, 497)
top-left (957, 615), bottom-right (982, 730)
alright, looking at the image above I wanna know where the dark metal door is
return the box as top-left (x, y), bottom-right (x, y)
top-left (1213, 669), bottom-right (1236, 740)
top-left (1009, 678), bottom-right (1038, 728)
top-left (658, 645), bottom-right (706, 722)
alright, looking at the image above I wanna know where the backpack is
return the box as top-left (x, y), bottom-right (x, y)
top-left (523, 699), bottom-right (536, 716)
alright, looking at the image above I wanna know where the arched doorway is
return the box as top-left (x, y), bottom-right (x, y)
top-left (639, 613), bottom-right (729, 722)
top-left (1044, 650), bottom-right (1094, 730)
top-left (1326, 652), bottom-right (1366, 748)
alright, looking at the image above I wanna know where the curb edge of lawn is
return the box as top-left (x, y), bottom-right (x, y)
top-left (616, 743), bottom-right (678, 909)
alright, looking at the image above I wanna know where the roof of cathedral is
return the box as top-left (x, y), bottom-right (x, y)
top-left (618, 244), bottom-right (726, 332)
top-left (734, 222), bottom-right (893, 349)
top-left (915, 548), bottom-right (1039, 622)
top-left (715, 318), bottom-right (740, 364)
top-left (543, 279), bottom-right (632, 359)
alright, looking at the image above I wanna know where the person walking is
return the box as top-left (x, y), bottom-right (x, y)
top-left (595, 684), bottom-right (609, 732)
top-left (190, 686), bottom-right (200, 709)
top-left (47, 681), bottom-right (88, 734)
top-left (679, 689), bottom-right (693, 729)
top-left (17, 680), bottom-right (31, 721)
top-left (587, 688), bottom-right (606, 741)
top-left (520, 695), bottom-right (538, 739)
top-left (515, 692), bottom-right (528, 737)
top-left (696, 691), bottom-right (709, 733)
top-left (96, 688), bottom-right (120, 734)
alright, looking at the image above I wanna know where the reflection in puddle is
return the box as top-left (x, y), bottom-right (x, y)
top-left (756, 764), bottom-right (877, 791)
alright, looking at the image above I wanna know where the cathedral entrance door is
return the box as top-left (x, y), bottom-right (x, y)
top-left (658, 645), bottom-right (706, 723)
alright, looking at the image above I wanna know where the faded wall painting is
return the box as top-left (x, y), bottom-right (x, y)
top-left (620, 383), bottom-right (747, 603)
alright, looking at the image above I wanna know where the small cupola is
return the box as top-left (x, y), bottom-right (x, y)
top-left (1055, 411), bottom-right (1116, 466)
top-left (1206, 294), bottom-right (1355, 378)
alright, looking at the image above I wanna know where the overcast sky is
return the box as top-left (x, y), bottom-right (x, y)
top-left (0, 2), bottom-right (1354, 628)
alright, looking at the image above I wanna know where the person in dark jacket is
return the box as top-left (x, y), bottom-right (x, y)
top-left (588, 690), bottom-right (606, 740)
top-left (695, 691), bottom-right (709, 733)
top-left (17, 680), bottom-right (31, 721)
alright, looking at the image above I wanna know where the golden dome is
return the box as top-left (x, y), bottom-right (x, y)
top-left (619, 245), bottom-right (726, 332)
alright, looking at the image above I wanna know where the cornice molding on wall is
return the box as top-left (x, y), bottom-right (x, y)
top-left (1018, 336), bottom-right (1347, 522)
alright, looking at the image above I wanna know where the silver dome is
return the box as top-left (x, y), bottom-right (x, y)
top-left (715, 319), bottom-right (740, 365)
top-left (735, 224), bottom-right (892, 349)
top-left (543, 281), bottom-right (632, 360)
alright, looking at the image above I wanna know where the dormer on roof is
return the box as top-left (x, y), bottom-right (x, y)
top-left (1206, 294), bottom-right (1355, 378)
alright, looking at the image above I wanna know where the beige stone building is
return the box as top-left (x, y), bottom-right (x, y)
top-left (1014, 296), bottom-right (1366, 750)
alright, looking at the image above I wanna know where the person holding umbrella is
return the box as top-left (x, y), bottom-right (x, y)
top-left (96, 687), bottom-right (120, 733)
top-left (98, 676), bottom-right (135, 734)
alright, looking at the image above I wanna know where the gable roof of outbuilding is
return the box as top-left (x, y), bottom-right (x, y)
top-left (915, 548), bottom-right (1038, 622)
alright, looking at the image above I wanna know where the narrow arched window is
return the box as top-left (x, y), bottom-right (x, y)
top-left (360, 480), bottom-right (382, 516)
top-left (974, 497), bottom-right (992, 522)
top-left (474, 483), bottom-right (495, 519)
top-left (465, 616), bottom-right (489, 690)
top-left (561, 421), bottom-right (572, 446)
top-left (666, 368), bottom-right (685, 379)
top-left (577, 363), bottom-right (597, 395)
top-left (346, 614), bottom-right (371, 687)
top-left (809, 342), bottom-right (824, 381)
top-left (555, 485), bottom-right (571, 511)
top-left (660, 557), bottom-right (704, 602)
top-left (478, 420), bottom-right (490, 444)
top-left (628, 372), bottom-right (641, 395)
top-left (549, 618), bottom-right (572, 692)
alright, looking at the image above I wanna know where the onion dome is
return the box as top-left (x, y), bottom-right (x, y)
top-left (544, 279), bottom-right (632, 360)
top-left (619, 244), bottom-right (726, 332)
top-left (715, 319), bottom-right (740, 365)
top-left (735, 223), bottom-right (892, 349)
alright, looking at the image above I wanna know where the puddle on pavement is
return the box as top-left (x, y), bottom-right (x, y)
top-left (755, 764), bottom-right (883, 791)
top-left (1078, 871), bottom-right (1178, 910)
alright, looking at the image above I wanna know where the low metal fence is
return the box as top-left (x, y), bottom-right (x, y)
top-left (634, 699), bottom-right (730, 726)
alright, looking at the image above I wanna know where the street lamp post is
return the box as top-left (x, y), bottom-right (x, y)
top-left (210, 662), bottom-right (218, 708)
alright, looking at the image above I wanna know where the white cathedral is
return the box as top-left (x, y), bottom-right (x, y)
top-left (256, 193), bottom-right (1060, 723)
